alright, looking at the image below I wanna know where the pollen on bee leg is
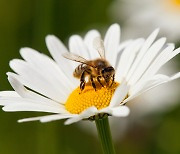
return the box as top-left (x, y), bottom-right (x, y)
top-left (65, 82), bottom-right (119, 114)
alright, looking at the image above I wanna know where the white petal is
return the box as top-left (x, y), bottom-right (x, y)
top-left (139, 44), bottom-right (175, 81)
top-left (18, 114), bottom-right (74, 123)
top-left (9, 59), bottom-right (69, 102)
top-left (1, 97), bottom-right (66, 113)
top-left (40, 114), bottom-right (74, 123)
top-left (3, 103), bottom-right (62, 113)
top-left (110, 106), bottom-right (130, 117)
top-left (104, 24), bottom-right (120, 66)
top-left (116, 39), bottom-right (144, 82)
top-left (64, 115), bottom-right (81, 125)
top-left (18, 116), bottom-right (45, 122)
top-left (79, 106), bottom-right (98, 118)
top-left (126, 28), bottom-right (160, 81)
top-left (128, 37), bottom-right (166, 85)
top-left (98, 106), bottom-right (130, 117)
top-left (109, 82), bottom-right (130, 107)
top-left (124, 72), bottom-right (180, 104)
top-left (0, 91), bottom-right (20, 97)
top-left (64, 107), bottom-right (97, 125)
top-left (117, 40), bottom-right (133, 52)
top-left (45, 35), bottom-right (75, 76)
top-left (84, 30), bottom-right (101, 59)
top-left (130, 74), bottom-right (169, 96)
top-left (167, 47), bottom-right (180, 62)
top-left (68, 35), bottom-right (90, 59)
top-left (114, 40), bottom-right (133, 69)
top-left (20, 47), bottom-right (75, 90)
top-left (170, 72), bottom-right (180, 80)
top-left (7, 74), bottom-right (63, 106)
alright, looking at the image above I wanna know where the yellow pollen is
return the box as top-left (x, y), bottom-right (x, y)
top-left (65, 82), bottom-right (119, 114)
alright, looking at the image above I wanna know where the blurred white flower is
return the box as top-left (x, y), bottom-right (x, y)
top-left (110, 0), bottom-right (180, 42)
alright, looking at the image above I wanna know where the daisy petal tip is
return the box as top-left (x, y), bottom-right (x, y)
top-left (167, 43), bottom-right (175, 47)
top-left (6, 72), bottom-right (11, 77)
top-left (7, 73), bottom-right (18, 85)
top-left (2, 106), bottom-right (9, 112)
top-left (64, 120), bottom-right (71, 125)
top-left (155, 28), bottom-right (160, 32)
top-left (150, 28), bottom-right (160, 38)
top-left (7, 73), bottom-right (15, 80)
top-left (153, 28), bottom-right (160, 35)
top-left (161, 37), bottom-right (167, 42)
top-left (19, 47), bottom-right (30, 52)
top-left (17, 118), bottom-right (37, 123)
top-left (17, 119), bottom-right (24, 123)
top-left (110, 23), bottom-right (121, 34)
top-left (19, 47), bottom-right (26, 53)
top-left (19, 47), bottom-right (35, 58)
top-left (45, 34), bottom-right (56, 41)
top-left (111, 23), bottom-right (120, 29)
top-left (45, 35), bottom-right (62, 48)
top-left (9, 59), bottom-right (15, 66)
top-left (6, 72), bottom-right (16, 79)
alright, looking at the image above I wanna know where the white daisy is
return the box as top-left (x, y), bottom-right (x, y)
top-left (0, 24), bottom-right (179, 125)
top-left (110, 0), bottom-right (180, 42)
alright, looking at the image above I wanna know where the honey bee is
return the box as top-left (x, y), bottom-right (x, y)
top-left (62, 37), bottom-right (115, 91)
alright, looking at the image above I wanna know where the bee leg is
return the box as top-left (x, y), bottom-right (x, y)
top-left (97, 76), bottom-right (104, 87)
top-left (80, 82), bottom-right (85, 91)
top-left (80, 71), bottom-right (86, 91)
top-left (90, 76), bottom-right (96, 91)
top-left (103, 75), bottom-right (109, 84)
top-left (110, 74), bottom-right (115, 87)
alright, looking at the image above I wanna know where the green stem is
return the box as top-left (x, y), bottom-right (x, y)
top-left (95, 116), bottom-right (116, 154)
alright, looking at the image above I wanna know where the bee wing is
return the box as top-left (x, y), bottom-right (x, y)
top-left (93, 37), bottom-right (105, 59)
top-left (62, 52), bottom-right (88, 64)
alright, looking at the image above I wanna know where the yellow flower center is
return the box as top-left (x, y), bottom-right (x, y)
top-left (65, 82), bottom-right (119, 114)
top-left (171, 0), bottom-right (180, 6)
top-left (164, 0), bottom-right (180, 12)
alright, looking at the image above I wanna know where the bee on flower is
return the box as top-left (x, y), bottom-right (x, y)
top-left (0, 24), bottom-right (179, 124)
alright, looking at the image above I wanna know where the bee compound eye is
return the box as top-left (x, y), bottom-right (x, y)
top-left (101, 69), bottom-right (105, 73)
top-left (102, 67), bottom-right (114, 73)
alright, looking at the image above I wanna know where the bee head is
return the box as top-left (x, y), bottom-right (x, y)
top-left (101, 66), bottom-right (115, 83)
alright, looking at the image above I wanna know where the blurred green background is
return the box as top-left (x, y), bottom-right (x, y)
top-left (0, 0), bottom-right (180, 154)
